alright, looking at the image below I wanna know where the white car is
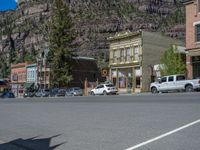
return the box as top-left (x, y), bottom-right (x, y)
top-left (90, 84), bottom-right (118, 95)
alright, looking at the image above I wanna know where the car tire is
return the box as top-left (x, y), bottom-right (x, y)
top-left (103, 91), bottom-right (107, 96)
top-left (151, 87), bottom-right (158, 94)
top-left (185, 85), bottom-right (194, 92)
top-left (91, 92), bottom-right (95, 96)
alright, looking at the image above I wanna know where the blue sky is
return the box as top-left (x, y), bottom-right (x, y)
top-left (0, 0), bottom-right (17, 12)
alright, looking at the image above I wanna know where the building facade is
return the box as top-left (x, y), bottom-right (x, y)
top-left (11, 63), bottom-right (27, 97)
top-left (25, 63), bottom-right (37, 90)
top-left (108, 31), bottom-right (183, 93)
top-left (184, 0), bottom-right (200, 79)
top-left (37, 48), bottom-right (50, 89)
top-left (70, 57), bottom-right (104, 88)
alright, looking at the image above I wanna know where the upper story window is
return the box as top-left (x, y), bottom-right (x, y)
top-left (198, 0), bottom-right (200, 12)
top-left (134, 46), bottom-right (139, 61)
top-left (126, 48), bottom-right (131, 62)
top-left (195, 24), bottom-right (200, 42)
top-left (120, 49), bottom-right (124, 62)
top-left (113, 50), bottom-right (117, 63)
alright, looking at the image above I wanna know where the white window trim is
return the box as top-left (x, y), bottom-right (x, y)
top-left (193, 21), bottom-right (200, 26)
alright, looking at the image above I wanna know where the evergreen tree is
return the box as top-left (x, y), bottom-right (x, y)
top-left (48, 0), bottom-right (75, 87)
top-left (160, 45), bottom-right (186, 76)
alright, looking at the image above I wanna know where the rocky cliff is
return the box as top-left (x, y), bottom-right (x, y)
top-left (0, 0), bottom-right (185, 64)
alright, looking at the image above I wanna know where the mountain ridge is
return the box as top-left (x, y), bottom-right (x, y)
top-left (0, 0), bottom-right (185, 77)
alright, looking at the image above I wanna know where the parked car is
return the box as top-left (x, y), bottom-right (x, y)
top-left (23, 90), bottom-right (35, 98)
top-left (55, 89), bottom-right (66, 97)
top-left (49, 88), bottom-right (59, 97)
top-left (66, 87), bottom-right (83, 96)
top-left (150, 74), bottom-right (200, 93)
top-left (35, 89), bottom-right (50, 97)
top-left (0, 91), bottom-right (15, 98)
top-left (90, 84), bottom-right (118, 95)
top-left (24, 91), bottom-right (35, 97)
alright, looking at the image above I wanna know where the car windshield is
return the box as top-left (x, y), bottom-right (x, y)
top-left (59, 89), bottom-right (65, 92)
top-left (74, 87), bottom-right (81, 90)
top-left (105, 84), bottom-right (114, 87)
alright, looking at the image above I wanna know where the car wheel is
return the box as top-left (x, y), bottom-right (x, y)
top-left (91, 92), bottom-right (95, 96)
top-left (185, 85), bottom-right (194, 92)
top-left (103, 91), bottom-right (107, 96)
top-left (151, 87), bottom-right (158, 94)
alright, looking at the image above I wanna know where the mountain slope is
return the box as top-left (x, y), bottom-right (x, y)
top-left (0, 0), bottom-right (185, 77)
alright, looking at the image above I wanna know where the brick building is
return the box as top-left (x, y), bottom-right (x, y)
top-left (11, 63), bottom-right (27, 97)
top-left (108, 31), bottom-right (183, 93)
top-left (184, 0), bottom-right (200, 79)
top-left (69, 57), bottom-right (104, 89)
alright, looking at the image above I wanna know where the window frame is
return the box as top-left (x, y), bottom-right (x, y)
top-left (195, 24), bottom-right (200, 42)
top-left (113, 50), bottom-right (117, 63)
top-left (134, 46), bottom-right (139, 61)
top-left (161, 77), bottom-right (167, 83)
top-left (168, 76), bottom-right (174, 82)
top-left (120, 48), bottom-right (124, 62)
top-left (126, 47), bottom-right (131, 62)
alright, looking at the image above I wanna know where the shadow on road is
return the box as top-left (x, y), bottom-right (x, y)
top-left (0, 134), bottom-right (66, 150)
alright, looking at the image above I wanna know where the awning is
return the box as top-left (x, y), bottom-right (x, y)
top-left (187, 49), bottom-right (200, 56)
top-left (24, 82), bottom-right (34, 89)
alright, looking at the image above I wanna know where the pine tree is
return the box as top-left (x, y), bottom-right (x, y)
top-left (160, 45), bottom-right (186, 76)
top-left (48, 0), bottom-right (75, 87)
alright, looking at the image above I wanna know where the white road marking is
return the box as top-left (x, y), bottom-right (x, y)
top-left (125, 119), bottom-right (200, 150)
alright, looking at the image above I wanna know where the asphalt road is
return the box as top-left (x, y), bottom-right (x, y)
top-left (0, 92), bottom-right (200, 150)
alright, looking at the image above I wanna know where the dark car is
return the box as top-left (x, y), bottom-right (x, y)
top-left (49, 88), bottom-right (59, 97)
top-left (0, 91), bottom-right (15, 98)
top-left (23, 90), bottom-right (35, 98)
top-left (35, 89), bottom-right (50, 97)
top-left (55, 89), bottom-right (66, 97)
top-left (66, 87), bottom-right (83, 96)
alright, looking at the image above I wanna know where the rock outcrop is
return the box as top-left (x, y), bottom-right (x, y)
top-left (0, 0), bottom-right (185, 61)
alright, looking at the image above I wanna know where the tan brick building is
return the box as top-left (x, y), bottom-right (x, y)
top-left (184, 0), bottom-right (200, 79)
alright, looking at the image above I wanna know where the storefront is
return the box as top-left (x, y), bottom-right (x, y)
top-left (110, 66), bottom-right (142, 93)
top-left (192, 56), bottom-right (200, 79)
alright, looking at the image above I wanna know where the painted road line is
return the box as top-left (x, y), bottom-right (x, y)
top-left (125, 119), bottom-right (200, 150)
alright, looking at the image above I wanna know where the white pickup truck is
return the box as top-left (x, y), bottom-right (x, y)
top-left (150, 74), bottom-right (200, 93)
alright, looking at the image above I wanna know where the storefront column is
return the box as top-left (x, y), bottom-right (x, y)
top-left (116, 68), bottom-right (119, 90)
top-left (132, 67), bottom-right (135, 93)
top-left (186, 55), bottom-right (193, 79)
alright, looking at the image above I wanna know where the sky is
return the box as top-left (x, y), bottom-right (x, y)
top-left (0, 0), bottom-right (17, 12)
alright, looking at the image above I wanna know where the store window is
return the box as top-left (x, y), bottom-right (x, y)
top-left (192, 56), bottom-right (200, 79)
top-left (119, 77), bottom-right (126, 88)
top-left (195, 24), bottom-right (200, 42)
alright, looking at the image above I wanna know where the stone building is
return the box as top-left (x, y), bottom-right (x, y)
top-left (108, 30), bottom-right (183, 93)
top-left (184, 0), bottom-right (200, 79)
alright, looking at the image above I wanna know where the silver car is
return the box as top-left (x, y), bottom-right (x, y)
top-left (66, 87), bottom-right (83, 96)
